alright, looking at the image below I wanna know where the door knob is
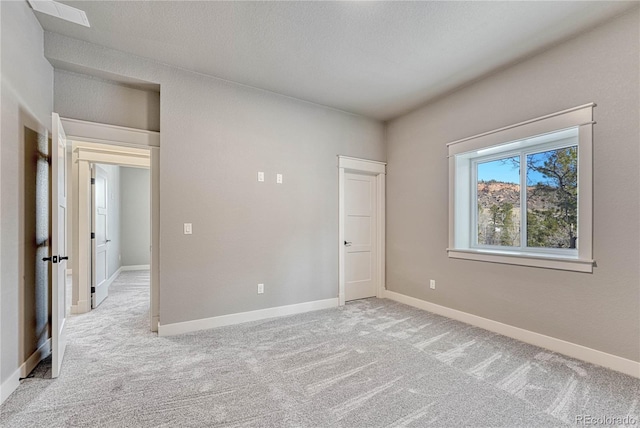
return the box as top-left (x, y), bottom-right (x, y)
top-left (59, 256), bottom-right (69, 261)
top-left (106, 239), bottom-right (111, 243)
top-left (344, 241), bottom-right (352, 247)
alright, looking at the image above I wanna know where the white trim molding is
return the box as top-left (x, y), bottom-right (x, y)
top-left (75, 144), bottom-right (150, 168)
top-left (121, 264), bottom-right (150, 271)
top-left (447, 103), bottom-right (596, 151)
top-left (158, 298), bottom-right (338, 336)
top-left (338, 155), bottom-right (386, 306)
top-left (383, 290), bottom-right (640, 379)
top-left (61, 117), bottom-right (159, 147)
top-left (448, 104), bottom-right (595, 272)
top-left (20, 339), bottom-right (52, 378)
top-left (447, 249), bottom-right (594, 273)
top-left (1, 368), bottom-right (21, 404)
top-left (338, 156), bottom-right (386, 174)
top-left (71, 299), bottom-right (90, 314)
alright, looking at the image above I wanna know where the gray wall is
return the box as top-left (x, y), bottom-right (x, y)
top-left (54, 70), bottom-right (160, 131)
top-left (45, 32), bottom-right (385, 326)
top-left (120, 167), bottom-right (150, 266)
top-left (386, 10), bottom-right (639, 362)
top-left (1, 1), bottom-right (54, 387)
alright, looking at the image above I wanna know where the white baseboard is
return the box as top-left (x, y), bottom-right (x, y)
top-left (383, 290), bottom-right (640, 379)
top-left (159, 298), bottom-right (339, 336)
top-left (1, 367), bottom-right (21, 405)
top-left (93, 266), bottom-right (122, 308)
top-left (20, 339), bottom-right (51, 378)
top-left (151, 315), bottom-right (159, 333)
top-left (120, 264), bottom-right (150, 271)
top-left (71, 299), bottom-right (90, 314)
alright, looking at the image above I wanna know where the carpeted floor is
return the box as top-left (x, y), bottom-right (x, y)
top-left (1, 270), bottom-right (638, 427)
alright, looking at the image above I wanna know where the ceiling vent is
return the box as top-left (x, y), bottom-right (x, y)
top-left (28, 0), bottom-right (90, 27)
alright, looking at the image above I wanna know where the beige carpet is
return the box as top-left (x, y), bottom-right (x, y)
top-left (1, 270), bottom-right (638, 427)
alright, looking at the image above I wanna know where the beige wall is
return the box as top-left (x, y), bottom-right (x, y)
top-left (385, 10), bottom-right (640, 362)
top-left (1, 1), bottom-right (54, 387)
top-left (45, 32), bottom-right (385, 326)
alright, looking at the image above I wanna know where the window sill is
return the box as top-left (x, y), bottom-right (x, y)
top-left (447, 249), bottom-right (594, 273)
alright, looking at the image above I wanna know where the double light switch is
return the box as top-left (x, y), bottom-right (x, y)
top-left (257, 172), bottom-right (283, 183)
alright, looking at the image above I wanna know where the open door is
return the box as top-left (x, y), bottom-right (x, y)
top-left (51, 112), bottom-right (68, 378)
top-left (91, 165), bottom-right (110, 308)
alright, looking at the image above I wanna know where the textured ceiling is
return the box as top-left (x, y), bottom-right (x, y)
top-left (33, 1), bottom-right (636, 120)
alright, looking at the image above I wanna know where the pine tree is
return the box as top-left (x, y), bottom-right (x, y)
top-left (527, 147), bottom-right (577, 248)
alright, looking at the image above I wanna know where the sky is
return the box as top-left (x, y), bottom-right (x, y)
top-left (477, 156), bottom-right (520, 183)
top-left (477, 154), bottom-right (549, 185)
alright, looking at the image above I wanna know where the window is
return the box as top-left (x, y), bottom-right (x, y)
top-left (448, 104), bottom-right (594, 272)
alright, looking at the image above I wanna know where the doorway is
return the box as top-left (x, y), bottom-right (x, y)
top-left (63, 118), bottom-right (160, 332)
top-left (89, 163), bottom-right (151, 309)
top-left (338, 156), bottom-right (386, 305)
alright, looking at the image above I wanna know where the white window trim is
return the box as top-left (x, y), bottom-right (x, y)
top-left (469, 135), bottom-right (578, 256)
top-left (447, 103), bottom-right (595, 273)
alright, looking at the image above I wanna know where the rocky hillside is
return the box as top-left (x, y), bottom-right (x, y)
top-left (477, 181), bottom-right (558, 211)
top-left (476, 180), bottom-right (576, 248)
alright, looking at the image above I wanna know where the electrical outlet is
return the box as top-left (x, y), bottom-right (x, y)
top-left (257, 283), bottom-right (264, 294)
top-left (276, 173), bottom-right (283, 184)
top-left (257, 171), bottom-right (264, 182)
top-left (430, 279), bottom-right (436, 290)
top-left (183, 223), bottom-right (193, 235)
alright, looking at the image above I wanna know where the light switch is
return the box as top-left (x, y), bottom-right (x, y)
top-left (276, 174), bottom-right (283, 184)
top-left (257, 171), bottom-right (265, 182)
top-left (183, 223), bottom-right (192, 235)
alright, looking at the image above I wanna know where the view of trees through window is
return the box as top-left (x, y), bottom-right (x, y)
top-left (477, 156), bottom-right (520, 246)
top-left (476, 146), bottom-right (578, 249)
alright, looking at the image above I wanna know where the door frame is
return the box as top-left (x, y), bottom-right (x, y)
top-left (338, 156), bottom-right (386, 306)
top-left (63, 118), bottom-right (160, 332)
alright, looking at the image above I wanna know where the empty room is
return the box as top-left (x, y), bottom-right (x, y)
top-left (1, 1), bottom-right (638, 427)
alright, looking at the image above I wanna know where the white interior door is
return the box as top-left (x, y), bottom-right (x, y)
top-left (51, 112), bottom-right (68, 378)
top-left (92, 165), bottom-right (109, 308)
top-left (344, 172), bottom-right (377, 301)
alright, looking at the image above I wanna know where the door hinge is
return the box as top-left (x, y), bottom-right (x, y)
top-left (91, 178), bottom-right (95, 185)
top-left (91, 287), bottom-right (95, 293)
top-left (91, 232), bottom-right (95, 239)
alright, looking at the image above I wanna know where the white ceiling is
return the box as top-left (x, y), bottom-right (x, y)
top-left (32, 1), bottom-right (636, 120)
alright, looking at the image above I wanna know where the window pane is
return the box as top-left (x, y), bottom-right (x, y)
top-left (477, 156), bottom-right (520, 246)
top-left (526, 146), bottom-right (578, 248)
